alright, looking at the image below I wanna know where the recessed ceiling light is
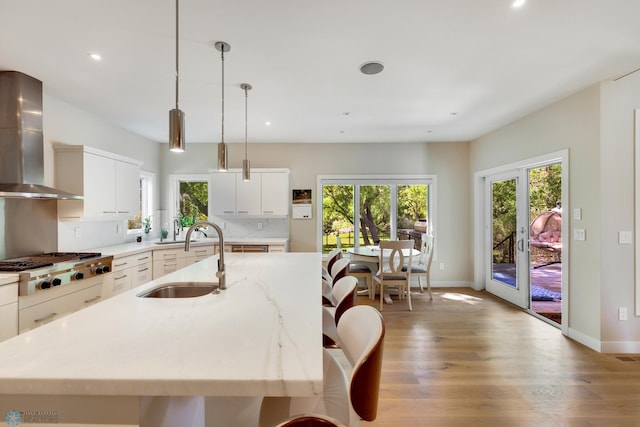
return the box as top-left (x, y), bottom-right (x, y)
top-left (342, 112), bottom-right (350, 116)
top-left (511, 0), bottom-right (526, 8)
top-left (87, 52), bottom-right (102, 61)
top-left (360, 62), bottom-right (384, 75)
top-left (265, 121), bottom-right (271, 126)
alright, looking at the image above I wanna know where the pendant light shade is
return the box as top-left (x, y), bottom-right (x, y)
top-left (215, 41), bottom-right (230, 171)
top-left (169, 108), bottom-right (185, 152)
top-left (241, 83), bottom-right (252, 181)
top-left (169, 0), bottom-right (185, 152)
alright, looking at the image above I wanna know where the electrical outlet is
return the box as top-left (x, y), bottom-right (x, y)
top-left (619, 231), bottom-right (633, 244)
top-left (116, 224), bottom-right (122, 234)
top-left (439, 262), bottom-right (445, 270)
top-left (573, 208), bottom-right (582, 220)
top-left (74, 227), bottom-right (81, 238)
top-left (257, 222), bottom-right (263, 230)
top-left (574, 229), bottom-right (586, 241)
top-left (619, 307), bottom-right (628, 321)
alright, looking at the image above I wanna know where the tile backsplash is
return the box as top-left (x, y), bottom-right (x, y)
top-left (58, 216), bottom-right (290, 251)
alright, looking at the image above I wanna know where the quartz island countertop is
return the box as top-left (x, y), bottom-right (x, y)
top-left (0, 252), bottom-right (322, 398)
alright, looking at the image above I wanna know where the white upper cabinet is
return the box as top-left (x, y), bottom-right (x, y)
top-left (54, 144), bottom-right (143, 220)
top-left (210, 169), bottom-right (290, 217)
top-left (236, 173), bottom-right (262, 215)
top-left (209, 172), bottom-right (236, 216)
top-left (261, 172), bottom-right (290, 216)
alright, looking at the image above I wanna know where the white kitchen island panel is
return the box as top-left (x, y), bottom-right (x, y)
top-left (0, 252), bottom-right (322, 426)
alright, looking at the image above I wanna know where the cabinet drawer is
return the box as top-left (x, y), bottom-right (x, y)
top-left (191, 247), bottom-right (214, 261)
top-left (137, 264), bottom-right (152, 285)
top-left (0, 302), bottom-right (18, 342)
top-left (19, 283), bottom-right (102, 333)
top-left (0, 283), bottom-right (18, 305)
top-left (112, 256), bottom-right (135, 272)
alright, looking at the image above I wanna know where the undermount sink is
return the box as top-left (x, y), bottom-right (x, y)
top-left (137, 282), bottom-right (219, 298)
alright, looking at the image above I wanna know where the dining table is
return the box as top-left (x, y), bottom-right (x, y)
top-left (346, 245), bottom-right (420, 304)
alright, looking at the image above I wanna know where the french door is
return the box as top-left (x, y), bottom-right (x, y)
top-left (485, 170), bottom-right (530, 309)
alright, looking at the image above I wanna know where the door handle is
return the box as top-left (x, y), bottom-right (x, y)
top-left (517, 238), bottom-right (524, 252)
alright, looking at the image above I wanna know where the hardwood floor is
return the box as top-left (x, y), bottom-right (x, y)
top-left (356, 288), bottom-right (640, 426)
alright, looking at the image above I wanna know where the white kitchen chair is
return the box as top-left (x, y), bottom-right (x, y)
top-left (402, 234), bottom-right (434, 300)
top-left (322, 248), bottom-right (342, 284)
top-left (260, 305), bottom-right (385, 427)
top-left (330, 258), bottom-right (351, 283)
top-left (322, 276), bottom-right (358, 347)
top-left (372, 240), bottom-right (414, 311)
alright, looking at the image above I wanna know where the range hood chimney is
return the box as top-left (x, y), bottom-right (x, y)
top-left (0, 71), bottom-right (81, 199)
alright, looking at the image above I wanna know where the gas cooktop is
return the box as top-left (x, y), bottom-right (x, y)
top-left (0, 252), bottom-right (102, 272)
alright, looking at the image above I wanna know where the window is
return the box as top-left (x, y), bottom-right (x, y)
top-left (169, 174), bottom-right (209, 228)
top-left (127, 171), bottom-right (155, 233)
top-left (318, 175), bottom-right (435, 252)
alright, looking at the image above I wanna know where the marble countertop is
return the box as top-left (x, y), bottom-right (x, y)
top-left (90, 237), bottom-right (289, 259)
top-left (0, 252), bottom-right (322, 398)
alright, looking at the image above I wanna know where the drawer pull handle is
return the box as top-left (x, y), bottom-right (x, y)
top-left (114, 263), bottom-right (127, 268)
top-left (84, 296), bottom-right (101, 304)
top-left (35, 312), bottom-right (57, 323)
top-left (138, 267), bottom-right (150, 273)
top-left (115, 275), bottom-right (128, 280)
top-left (138, 256), bottom-right (150, 261)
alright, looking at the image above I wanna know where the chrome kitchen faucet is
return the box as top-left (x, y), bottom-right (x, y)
top-left (184, 221), bottom-right (226, 290)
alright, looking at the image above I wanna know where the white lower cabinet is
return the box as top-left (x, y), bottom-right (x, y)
top-left (153, 246), bottom-right (215, 279)
top-left (268, 244), bottom-right (287, 253)
top-left (18, 278), bottom-right (104, 333)
top-left (104, 251), bottom-right (152, 299)
top-left (0, 282), bottom-right (18, 342)
top-left (153, 248), bottom-right (187, 279)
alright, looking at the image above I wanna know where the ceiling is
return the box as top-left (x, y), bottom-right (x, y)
top-left (1, 0), bottom-right (640, 145)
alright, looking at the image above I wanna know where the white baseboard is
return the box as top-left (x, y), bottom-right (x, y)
top-left (567, 327), bottom-right (601, 352)
top-left (600, 340), bottom-right (640, 353)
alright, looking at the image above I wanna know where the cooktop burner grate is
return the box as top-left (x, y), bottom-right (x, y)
top-left (0, 261), bottom-right (54, 272)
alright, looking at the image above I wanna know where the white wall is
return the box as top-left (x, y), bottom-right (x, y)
top-left (470, 82), bottom-right (640, 352)
top-left (160, 141), bottom-right (472, 286)
top-left (600, 72), bottom-right (640, 352)
top-left (42, 93), bottom-right (161, 249)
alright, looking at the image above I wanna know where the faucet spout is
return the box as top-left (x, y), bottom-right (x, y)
top-left (185, 221), bottom-right (226, 290)
top-left (173, 218), bottom-right (181, 241)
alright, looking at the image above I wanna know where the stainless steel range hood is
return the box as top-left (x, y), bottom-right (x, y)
top-left (0, 71), bottom-right (81, 199)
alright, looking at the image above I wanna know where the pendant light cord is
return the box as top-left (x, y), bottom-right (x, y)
top-left (221, 48), bottom-right (225, 144)
top-left (175, 0), bottom-right (179, 110)
top-left (244, 86), bottom-right (248, 159)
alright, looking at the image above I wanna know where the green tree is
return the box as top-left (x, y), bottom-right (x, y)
top-left (529, 164), bottom-right (561, 218)
top-left (179, 181), bottom-right (208, 224)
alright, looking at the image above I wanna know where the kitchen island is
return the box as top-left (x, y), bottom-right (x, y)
top-left (0, 252), bottom-right (321, 426)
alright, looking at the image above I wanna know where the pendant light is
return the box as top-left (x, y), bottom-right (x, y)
top-left (240, 83), bottom-right (252, 181)
top-left (169, 0), bottom-right (185, 152)
top-left (215, 41), bottom-right (231, 171)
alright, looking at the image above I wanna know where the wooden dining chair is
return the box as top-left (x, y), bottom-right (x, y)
top-left (402, 233), bottom-right (434, 300)
top-left (372, 240), bottom-right (414, 311)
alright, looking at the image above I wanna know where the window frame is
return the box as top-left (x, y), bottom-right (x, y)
top-left (127, 170), bottom-right (155, 234)
top-left (168, 173), bottom-right (210, 222)
top-left (316, 174), bottom-right (437, 252)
